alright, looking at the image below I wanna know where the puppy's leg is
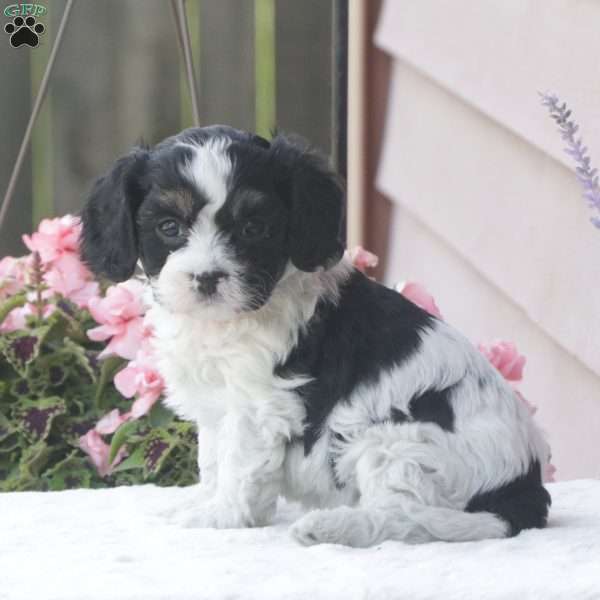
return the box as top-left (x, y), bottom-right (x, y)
top-left (292, 426), bottom-right (508, 547)
top-left (165, 425), bottom-right (218, 521)
top-left (178, 412), bottom-right (287, 529)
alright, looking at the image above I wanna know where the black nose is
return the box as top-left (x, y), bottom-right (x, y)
top-left (193, 270), bottom-right (228, 296)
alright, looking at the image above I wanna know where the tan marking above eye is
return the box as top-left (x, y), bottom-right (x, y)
top-left (158, 190), bottom-right (196, 219)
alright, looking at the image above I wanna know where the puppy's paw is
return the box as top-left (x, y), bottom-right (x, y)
top-left (290, 507), bottom-right (386, 547)
top-left (174, 500), bottom-right (248, 529)
top-left (291, 508), bottom-right (348, 546)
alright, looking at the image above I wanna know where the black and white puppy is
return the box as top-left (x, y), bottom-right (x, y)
top-left (80, 125), bottom-right (551, 547)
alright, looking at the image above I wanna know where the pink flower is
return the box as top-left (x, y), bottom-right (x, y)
top-left (23, 215), bottom-right (81, 264)
top-left (0, 256), bottom-right (27, 300)
top-left (95, 409), bottom-right (129, 435)
top-left (114, 348), bottom-right (164, 418)
top-left (0, 300), bottom-right (55, 333)
top-left (87, 280), bottom-right (146, 360)
top-left (21, 215), bottom-right (101, 308)
top-left (478, 341), bottom-right (526, 382)
top-left (346, 246), bottom-right (379, 272)
top-left (395, 281), bottom-right (443, 319)
top-left (44, 253), bottom-right (99, 308)
top-left (514, 390), bottom-right (537, 415)
top-left (0, 306), bottom-right (27, 333)
top-left (544, 463), bottom-right (557, 483)
top-left (79, 429), bottom-right (127, 477)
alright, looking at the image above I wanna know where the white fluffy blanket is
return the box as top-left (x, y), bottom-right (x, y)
top-left (1, 480), bottom-right (599, 600)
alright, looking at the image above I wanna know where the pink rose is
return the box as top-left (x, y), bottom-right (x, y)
top-left (544, 463), bottom-right (557, 483)
top-left (95, 409), bottom-right (129, 435)
top-left (22, 215), bottom-right (101, 308)
top-left (514, 390), bottom-right (537, 415)
top-left (396, 281), bottom-right (443, 319)
top-left (114, 348), bottom-right (164, 418)
top-left (23, 215), bottom-right (81, 264)
top-left (0, 306), bottom-right (27, 333)
top-left (87, 280), bottom-right (146, 360)
top-left (44, 253), bottom-right (99, 308)
top-left (346, 246), bottom-right (379, 272)
top-left (79, 429), bottom-right (127, 477)
top-left (0, 300), bottom-right (55, 333)
top-left (0, 256), bottom-right (27, 300)
top-left (478, 341), bottom-right (526, 382)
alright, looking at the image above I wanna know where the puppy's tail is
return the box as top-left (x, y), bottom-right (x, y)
top-left (391, 503), bottom-right (510, 543)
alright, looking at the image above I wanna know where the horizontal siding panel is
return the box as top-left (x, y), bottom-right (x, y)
top-left (377, 62), bottom-right (600, 377)
top-left (375, 0), bottom-right (600, 172)
top-left (384, 207), bottom-right (600, 480)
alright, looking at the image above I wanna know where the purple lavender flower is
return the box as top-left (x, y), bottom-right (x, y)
top-left (540, 93), bottom-right (600, 229)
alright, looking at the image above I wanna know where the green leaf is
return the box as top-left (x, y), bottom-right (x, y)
top-left (0, 410), bottom-right (14, 441)
top-left (19, 441), bottom-right (52, 481)
top-left (108, 419), bottom-right (139, 464)
top-left (148, 401), bottom-right (175, 428)
top-left (0, 431), bottom-right (20, 453)
top-left (10, 377), bottom-right (35, 399)
top-left (62, 337), bottom-right (98, 383)
top-left (14, 396), bottom-right (66, 443)
top-left (0, 330), bottom-right (46, 376)
top-left (110, 445), bottom-right (144, 473)
top-left (43, 452), bottom-right (92, 490)
top-left (95, 355), bottom-right (127, 410)
top-left (142, 429), bottom-right (175, 478)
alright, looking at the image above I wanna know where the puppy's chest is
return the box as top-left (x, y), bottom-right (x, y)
top-left (150, 311), bottom-right (306, 427)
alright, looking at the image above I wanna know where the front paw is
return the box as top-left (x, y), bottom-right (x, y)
top-left (174, 499), bottom-right (249, 529)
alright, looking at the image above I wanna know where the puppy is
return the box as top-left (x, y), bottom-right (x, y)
top-left (80, 125), bottom-right (551, 547)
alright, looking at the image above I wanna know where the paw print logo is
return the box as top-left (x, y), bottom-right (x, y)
top-left (4, 15), bottom-right (45, 48)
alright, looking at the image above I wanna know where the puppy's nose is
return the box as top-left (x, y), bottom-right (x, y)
top-left (193, 270), bottom-right (228, 296)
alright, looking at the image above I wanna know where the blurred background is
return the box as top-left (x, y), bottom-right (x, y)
top-left (0, 0), bottom-right (341, 255)
top-left (1, 0), bottom-right (600, 480)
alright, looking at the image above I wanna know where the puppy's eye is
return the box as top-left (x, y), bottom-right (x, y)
top-left (241, 219), bottom-right (268, 240)
top-left (157, 219), bottom-right (183, 238)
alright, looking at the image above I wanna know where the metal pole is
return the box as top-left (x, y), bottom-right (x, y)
top-left (0, 0), bottom-right (75, 232)
top-left (332, 0), bottom-right (348, 241)
top-left (332, 0), bottom-right (349, 181)
top-left (170, 0), bottom-right (201, 127)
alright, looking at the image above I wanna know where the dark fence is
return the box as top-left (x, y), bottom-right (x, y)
top-left (0, 0), bottom-right (335, 256)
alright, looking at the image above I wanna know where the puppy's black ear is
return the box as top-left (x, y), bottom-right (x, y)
top-left (80, 148), bottom-right (150, 281)
top-left (272, 135), bottom-right (345, 272)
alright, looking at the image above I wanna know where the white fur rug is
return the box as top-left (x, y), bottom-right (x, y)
top-left (1, 480), bottom-right (599, 600)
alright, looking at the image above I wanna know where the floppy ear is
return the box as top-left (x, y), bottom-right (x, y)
top-left (79, 148), bottom-right (149, 281)
top-left (272, 136), bottom-right (345, 272)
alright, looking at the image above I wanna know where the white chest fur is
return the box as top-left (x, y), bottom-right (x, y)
top-left (146, 302), bottom-right (306, 429)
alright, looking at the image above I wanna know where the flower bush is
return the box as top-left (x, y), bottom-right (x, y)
top-left (0, 216), bottom-right (197, 491)
top-left (0, 219), bottom-right (555, 492)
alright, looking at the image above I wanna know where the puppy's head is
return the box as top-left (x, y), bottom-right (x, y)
top-left (80, 125), bottom-right (344, 319)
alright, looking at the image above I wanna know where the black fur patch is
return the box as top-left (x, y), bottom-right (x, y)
top-left (79, 148), bottom-right (150, 281)
top-left (408, 387), bottom-right (455, 432)
top-left (277, 270), bottom-right (435, 454)
top-left (390, 407), bottom-right (409, 423)
top-left (465, 460), bottom-right (551, 535)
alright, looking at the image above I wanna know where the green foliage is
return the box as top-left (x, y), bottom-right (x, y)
top-left (0, 295), bottom-right (198, 492)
